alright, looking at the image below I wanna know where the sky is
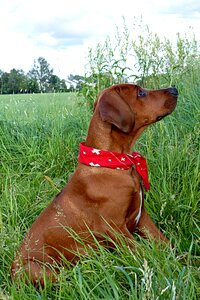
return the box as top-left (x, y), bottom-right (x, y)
top-left (0, 0), bottom-right (199, 79)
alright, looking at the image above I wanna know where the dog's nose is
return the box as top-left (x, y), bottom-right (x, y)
top-left (167, 87), bottom-right (178, 97)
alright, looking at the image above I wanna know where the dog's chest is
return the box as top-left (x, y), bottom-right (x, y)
top-left (126, 186), bottom-right (143, 231)
top-left (135, 189), bottom-right (143, 224)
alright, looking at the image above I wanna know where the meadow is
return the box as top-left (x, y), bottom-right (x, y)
top-left (0, 23), bottom-right (200, 299)
top-left (0, 83), bottom-right (199, 299)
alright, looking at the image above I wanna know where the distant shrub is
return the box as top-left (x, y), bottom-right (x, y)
top-left (80, 18), bottom-right (200, 108)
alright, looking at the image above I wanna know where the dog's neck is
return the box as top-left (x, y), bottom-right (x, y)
top-left (85, 113), bottom-right (146, 154)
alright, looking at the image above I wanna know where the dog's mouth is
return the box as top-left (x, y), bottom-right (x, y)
top-left (156, 113), bottom-right (170, 121)
top-left (156, 102), bottom-right (176, 121)
top-left (164, 95), bottom-right (178, 110)
top-left (160, 95), bottom-right (178, 120)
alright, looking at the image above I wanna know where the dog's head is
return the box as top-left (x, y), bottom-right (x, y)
top-left (95, 84), bottom-right (178, 134)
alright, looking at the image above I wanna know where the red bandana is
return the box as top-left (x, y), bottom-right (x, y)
top-left (78, 142), bottom-right (150, 191)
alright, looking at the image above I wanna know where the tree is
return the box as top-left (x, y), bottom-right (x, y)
top-left (0, 69), bottom-right (40, 94)
top-left (0, 56), bottom-right (81, 94)
top-left (0, 72), bottom-right (10, 94)
top-left (0, 69), bottom-right (4, 94)
top-left (25, 76), bottom-right (40, 93)
top-left (67, 74), bottom-right (85, 90)
top-left (28, 57), bottom-right (53, 93)
top-left (49, 75), bottom-right (68, 92)
top-left (8, 69), bottom-right (27, 93)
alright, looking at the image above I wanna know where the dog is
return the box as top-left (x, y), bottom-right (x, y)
top-left (11, 84), bottom-right (178, 286)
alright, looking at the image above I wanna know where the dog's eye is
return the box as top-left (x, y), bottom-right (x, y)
top-left (138, 90), bottom-right (147, 98)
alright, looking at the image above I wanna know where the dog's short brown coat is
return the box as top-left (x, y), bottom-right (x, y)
top-left (11, 84), bottom-right (178, 285)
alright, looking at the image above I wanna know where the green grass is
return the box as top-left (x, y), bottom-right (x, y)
top-left (0, 86), bottom-right (199, 300)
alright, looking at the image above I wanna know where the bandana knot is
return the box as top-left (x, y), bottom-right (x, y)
top-left (78, 142), bottom-right (150, 191)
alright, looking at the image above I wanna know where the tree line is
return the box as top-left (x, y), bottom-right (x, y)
top-left (0, 57), bottom-right (81, 94)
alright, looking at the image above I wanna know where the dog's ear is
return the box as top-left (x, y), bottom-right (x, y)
top-left (93, 99), bottom-right (98, 112)
top-left (98, 88), bottom-right (135, 133)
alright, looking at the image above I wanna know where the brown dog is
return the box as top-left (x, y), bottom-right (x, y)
top-left (11, 84), bottom-right (178, 285)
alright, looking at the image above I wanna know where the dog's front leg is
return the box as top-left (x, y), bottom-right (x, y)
top-left (136, 209), bottom-right (169, 244)
top-left (98, 223), bottom-right (136, 250)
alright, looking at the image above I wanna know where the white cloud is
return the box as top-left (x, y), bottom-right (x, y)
top-left (159, 0), bottom-right (200, 17)
top-left (0, 0), bottom-right (199, 78)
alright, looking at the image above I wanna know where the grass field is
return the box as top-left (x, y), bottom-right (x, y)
top-left (0, 85), bottom-right (199, 299)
